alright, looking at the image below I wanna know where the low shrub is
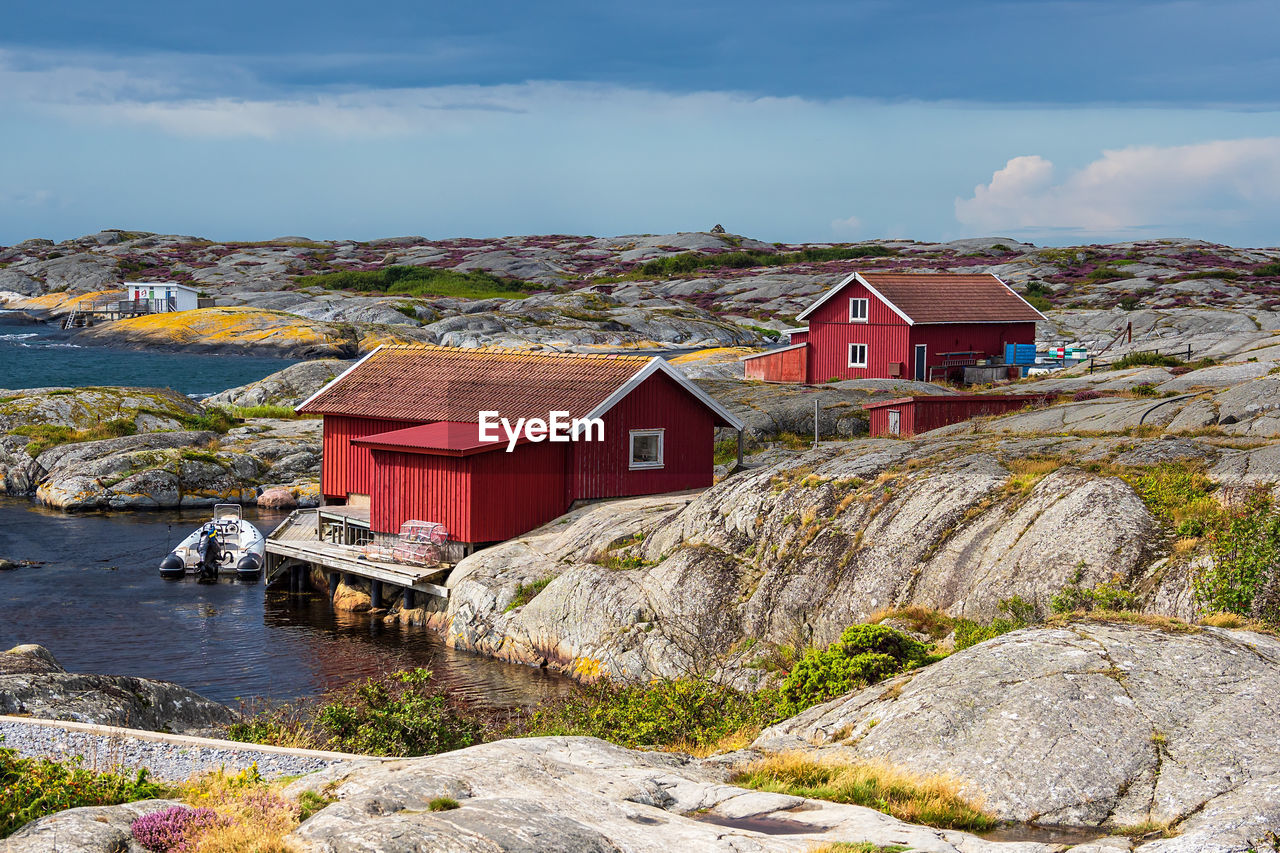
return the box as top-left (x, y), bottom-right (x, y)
top-left (1051, 571), bottom-right (1140, 615)
top-left (1130, 382), bottom-right (1160, 397)
top-left (0, 746), bottom-right (168, 838)
top-left (1195, 489), bottom-right (1280, 620)
top-left (779, 624), bottom-right (927, 710)
top-left (131, 806), bottom-right (224, 852)
top-left (428, 797), bottom-right (460, 811)
top-left (1121, 461), bottom-right (1219, 537)
top-left (1072, 389), bottom-right (1104, 402)
top-left (713, 438), bottom-right (739, 466)
top-left (228, 668), bottom-right (484, 757)
top-left (179, 766), bottom-right (300, 853)
top-left (731, 753), bottom-right (997, 831)
top-left (524, 678), bottom-right (783, 750)
top-left (13, 418), bottom-right (137, 456)
top-left (1111, 351), bottom-right (1182, 369)
top-left (953, 595), bottom-right (1041, 651)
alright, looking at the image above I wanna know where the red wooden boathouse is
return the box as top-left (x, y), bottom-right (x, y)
top-left (297, 345), bottom-right (743, 548)
top-left (742, 272), bottom-right (1045, 384)
top-left (864, 393), bottom-right (1058, 437)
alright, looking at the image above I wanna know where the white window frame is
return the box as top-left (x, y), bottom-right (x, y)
top-left (848, 298), bottom-right (869, 323)
top-left (848, 343), bottom-right (868, 368)
top-left (628, 429), bottom-right (665, 470)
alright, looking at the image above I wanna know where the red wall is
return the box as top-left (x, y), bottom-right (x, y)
top-left (804, 280), bottom-right (910, 382)
top-left (867, 394), bottom-right (1053, 437)
top-left (322, 415), bottom-right (423, 500)
top-left (369, 441), bottom-right (571, 542)
top-left (573, 370), bottom-right (716, 500)
top-left (908, 322), bottom-right (1037, 381)
top-left (867, 404), bottom-right (915, 437)
top-left (743, 346), bottom-right (807, 383)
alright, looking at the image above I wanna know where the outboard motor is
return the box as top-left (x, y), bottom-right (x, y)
top-left (196, 526), bottom-right (221, 583)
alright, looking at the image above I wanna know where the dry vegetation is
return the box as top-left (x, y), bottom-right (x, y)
top-left (731, 753), bottom-right (996, 831)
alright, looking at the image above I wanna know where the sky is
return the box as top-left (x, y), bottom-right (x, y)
top-left (2, 1), bottom-right (1280, 247)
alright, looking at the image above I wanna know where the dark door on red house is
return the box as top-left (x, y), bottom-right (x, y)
top-left (914, 345), bottom-right (927, 380)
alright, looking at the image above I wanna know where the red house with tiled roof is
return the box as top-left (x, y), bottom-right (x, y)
top-left (297, 345), bottom-right (742, 548)
top-left (743, 272), bottom-right (1045, 384)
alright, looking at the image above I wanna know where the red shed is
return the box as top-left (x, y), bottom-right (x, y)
top-left (745, 273), bottom-right (1044, 384)
top-left (742, 342), bottom-right (807, 383)
top-left (297, 345), bottom-right (743, 547)
top-left (864, 393), bottom-right (1058, 437)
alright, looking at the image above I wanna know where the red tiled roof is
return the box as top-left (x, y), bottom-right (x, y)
top-left (352, 421), bottom-right (525, 456)
top-left (298, 345), bottom-right (653, 421)
top-left (860, 273), bottom-right (1044, 324)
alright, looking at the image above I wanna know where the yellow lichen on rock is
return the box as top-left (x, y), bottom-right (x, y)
top-left (11, 289), bottom-right (125, 314)
top-left (82, 306), bottom-right (348, 356)
top-left (670, 346), bottom-right (756, 365)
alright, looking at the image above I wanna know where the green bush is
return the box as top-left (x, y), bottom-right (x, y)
top-left (300, 265), bottom-right (536, 300)
top-left (953, 595), bottom-right (1041, 650)
top-left (1196, 490), bottom-right (1280, 620)
top-left (1130, 382), bottom-right (1160, 397)
top-left (1254, 262), bottom-right (1280, 277)
top-left (1051, 570), bottom-right (1139, 614)
top-left (1121, 462), bottom-right (1219, 535)
top-left (180, 407), bottom-right (238, 434)
top-left (780, 625), bottom-right (926, 710)
top-left (1111, 351), bottom-right (1183, 369)
top-left (0, 746), bottom-right (168, 837)
top-left (525, 678), bottom-right (783, 749)
top-left (314, 668), bottom-right (484, 756)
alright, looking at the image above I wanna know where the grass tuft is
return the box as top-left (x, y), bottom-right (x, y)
top-left (731, 753), bottom-right (996, 831)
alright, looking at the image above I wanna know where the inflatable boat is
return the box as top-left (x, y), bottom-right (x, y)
top-left (158, 504), bottom-right (265, 581)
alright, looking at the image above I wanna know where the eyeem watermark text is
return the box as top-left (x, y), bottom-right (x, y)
top-left (478, 411), bottom-right (604, 452)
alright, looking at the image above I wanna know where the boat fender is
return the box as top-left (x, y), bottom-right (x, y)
top-left (159, 553), bottom-right (186, 576)
top-left (237, 554), bottom-right (262, 573)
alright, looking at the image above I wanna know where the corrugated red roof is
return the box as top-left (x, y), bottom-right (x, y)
top-left (298, 345), bottom-right (653, 421)
top-left (860, 273), bottom-right (1044, 324)
top-left (352, 421), bottom-right (527, 456)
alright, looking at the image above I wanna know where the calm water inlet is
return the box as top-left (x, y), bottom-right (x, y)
top-left (0, 499), bottom-right (573, 709)
top-left (0, 313), bottom-right (301, 396)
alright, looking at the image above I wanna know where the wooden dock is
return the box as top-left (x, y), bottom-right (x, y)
top-left (265, 508), bottom-right (451, 604)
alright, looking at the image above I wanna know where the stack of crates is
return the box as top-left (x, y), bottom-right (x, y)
top-left (1003, 343), bottom-right (1038, 365)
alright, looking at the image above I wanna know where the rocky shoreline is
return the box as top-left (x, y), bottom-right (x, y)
top-left (5, 617), bottom-right (1280, 851)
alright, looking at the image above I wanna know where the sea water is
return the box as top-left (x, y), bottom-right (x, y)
top-left (0, 312), bottom-right (300, 396)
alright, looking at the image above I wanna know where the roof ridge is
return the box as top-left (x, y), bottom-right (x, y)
top-left (374, 344), bottom-right (651, 362)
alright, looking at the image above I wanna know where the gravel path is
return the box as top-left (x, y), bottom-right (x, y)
top-left (0, 717), bottom-right (358, 781)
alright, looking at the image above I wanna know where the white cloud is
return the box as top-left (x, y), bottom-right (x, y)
top-left (830, 214), bottom-right (862, 235)
top-left (955, 139), bottom-right (1280, 237)
top-left (0, 49), bottom-right (816, 139)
